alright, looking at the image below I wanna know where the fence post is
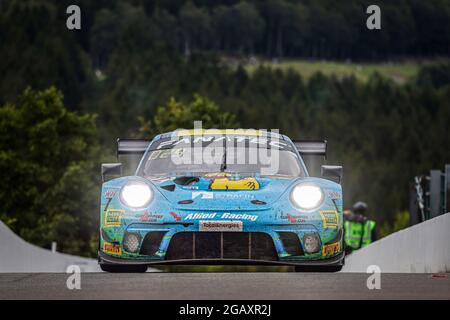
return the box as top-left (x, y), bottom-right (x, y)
top-left (429, 170), bottom-right (441, 218)
top-left (445, 164), bottom-right (450, 213)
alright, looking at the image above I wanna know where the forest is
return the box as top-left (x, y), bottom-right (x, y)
top-left (0, 0), bottom-right (449, 256)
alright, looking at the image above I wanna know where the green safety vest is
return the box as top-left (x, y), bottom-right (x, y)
top-left (344, 220), bottom-right (376, 249)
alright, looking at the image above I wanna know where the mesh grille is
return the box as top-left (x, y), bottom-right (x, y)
top-left (165, 232), bottom-right (278, 261)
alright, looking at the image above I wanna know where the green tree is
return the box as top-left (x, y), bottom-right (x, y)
top-left (212, 2), bottom-right (265, 54)
top-left (379, 211), bottom-right (411, 238)
top-left (179, 2), bottom-right (211, 56)
top-left (138, 94), bottom-right (239, 137)
top-left (0, 87), bottom-right (100, 256)
top-left (0, 0), bottom-right (91, 106)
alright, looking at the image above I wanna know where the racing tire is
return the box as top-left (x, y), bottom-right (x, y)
top-left (100, 264), bottom-right (148, 273)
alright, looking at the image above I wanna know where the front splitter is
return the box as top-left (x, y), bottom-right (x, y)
top-left (98, 250), bottom-right (345, 267)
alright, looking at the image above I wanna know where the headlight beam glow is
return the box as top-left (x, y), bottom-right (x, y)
top-left (120, 182), bottom-right (153, 208)
top-left (290, 184), bottom-right (324, 210)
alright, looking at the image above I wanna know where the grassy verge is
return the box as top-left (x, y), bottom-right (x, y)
top-left (243, 58), bottom-right (447, 84)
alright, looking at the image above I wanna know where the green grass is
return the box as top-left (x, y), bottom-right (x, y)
top-left (244, 58), bottom-right (444, 84)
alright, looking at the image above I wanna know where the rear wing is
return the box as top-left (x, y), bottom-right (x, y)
top-left (117, 139), bottom-right (151, 158)
top-left (292, 140), bottom-right (327, 158)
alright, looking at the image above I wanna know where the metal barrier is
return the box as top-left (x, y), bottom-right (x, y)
top-left (410, 164), bottom-right (449, 224)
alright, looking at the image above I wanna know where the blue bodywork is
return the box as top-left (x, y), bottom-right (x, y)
top-left (99, 131), bottom-right (344, 266)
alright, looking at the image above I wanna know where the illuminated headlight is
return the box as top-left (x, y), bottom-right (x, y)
top-left (120, 182), bottom-right (153, 208)
top-left (290, 184), bottom-right (324, 210)
top-left (123, 233), bottom-right (141, 253)
top-left (303, 234), bottom-right (321, 254)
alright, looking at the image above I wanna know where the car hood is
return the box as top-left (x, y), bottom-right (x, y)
top-left (150, 173), bottom-right (296, 211)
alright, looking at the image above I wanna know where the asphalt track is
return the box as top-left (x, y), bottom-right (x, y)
top-left (0, 272), bottom-right (448, 299)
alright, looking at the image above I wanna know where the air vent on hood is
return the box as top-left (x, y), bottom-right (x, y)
top-left (173, 176), bottom-right (199, 186)
top-left (251, 200), bottom-right (267, 205)
top-left (160, 184), bottom-right (176, 192)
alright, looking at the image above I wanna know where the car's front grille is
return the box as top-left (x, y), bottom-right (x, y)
top-left (165, 232), bottom-right (278, 261)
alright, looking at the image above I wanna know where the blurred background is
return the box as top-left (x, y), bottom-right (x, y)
top-left (0, 0), bottom-right (449, 258)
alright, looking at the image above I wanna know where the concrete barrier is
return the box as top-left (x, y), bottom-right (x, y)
top-left (0, 221), bottom-right (100, 272)
top-left (343, 212), bottom-right (450, 273)
top-left (2, 212), bottom-right (449, 273)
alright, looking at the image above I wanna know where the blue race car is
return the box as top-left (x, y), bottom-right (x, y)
top-left (98, 129), bottom-right (344, 272)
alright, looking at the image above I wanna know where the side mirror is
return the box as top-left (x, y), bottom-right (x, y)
top-left (321, 165), bottom-right (343, 184)
top-left (101, 163), bottom-right (122, 182)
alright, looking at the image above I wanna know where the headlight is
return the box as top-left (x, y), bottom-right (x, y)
top-left (290, 184), bottom-right (324, 210)
top-left (120, 182), bottom-right (153, 208)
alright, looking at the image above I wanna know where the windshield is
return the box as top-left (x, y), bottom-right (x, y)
top-left (141, 136), bottom-right (305, 178)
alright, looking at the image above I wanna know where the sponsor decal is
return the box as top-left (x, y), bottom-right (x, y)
top-left (222, 213), bottom-right (258, 221)
top-left (327, 191), bottom-right (342, 199)
top-left (169, 211), bottom-right (181, 221)
top-left (104, 189), bottom-right (117, 199)
top-left (186, 213), bottom-right (216, 220)
top-left (286, 213), bottom-right (306, 223)
top-left (155, 134), bottom-right (288, 150)
top-left (204, 172), bottom-right (231, 178)
top-left (147, 149), bottom-right (184, 160)
top-left (320, 210), bottom-right (339, 229)
top-left (177, 129), bottom-right (263, 137)
top-left (216, 193), bottom-right (254, 200)
top-left (104, 209), bottom-right (124, 227)
top-left (199, 220), bottom-right (243, 232)
top-left (192, 191), bottom-right (213, 199)
top-left (103, 242), bottom-right (122, 255)
top-left (322, 241), bottom-right (341, 256)
top-left (210, 177), bottom-right (260, 190)
top-left (140, 212), bottom-right (163, 222)
top-left (192, 188), bottom-right (255, 200)
top-left (280, 213), bottom-right (307, 223)
top-left (185, 212), bottom-right (258, 222)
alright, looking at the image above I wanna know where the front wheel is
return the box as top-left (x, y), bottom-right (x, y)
top-left (100, 264), bottom-right (148, 273)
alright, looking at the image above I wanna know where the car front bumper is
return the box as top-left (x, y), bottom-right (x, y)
top-left (98, 250), bottom-right (345, 268)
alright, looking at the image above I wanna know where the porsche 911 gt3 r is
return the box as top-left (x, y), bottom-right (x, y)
top-left (98, 129), bottom-right (344, 272)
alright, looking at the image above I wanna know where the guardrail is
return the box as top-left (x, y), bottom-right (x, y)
top-left (410, 164), bottom-right (449, 224)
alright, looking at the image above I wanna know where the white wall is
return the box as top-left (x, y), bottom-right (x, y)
top-left (343, 212), bottom-right (450, 273)
top-left (0, 221), bottom-right (100, 272)
top-left (2, 212), bottom-right (449, 273)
